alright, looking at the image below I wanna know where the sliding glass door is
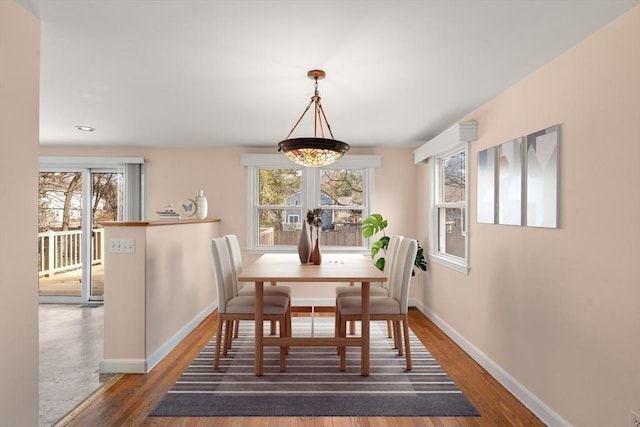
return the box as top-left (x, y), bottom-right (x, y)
top-left (38, 169), bottom-right (124, 302)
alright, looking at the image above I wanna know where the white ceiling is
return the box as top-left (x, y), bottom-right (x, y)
top-left (15, 0), bottom-right (639, 149)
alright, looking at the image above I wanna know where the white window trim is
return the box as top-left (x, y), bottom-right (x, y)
top-left (242, 154), bottom-right (381, 254)
top-left (40, 156), bottom-right (144, 167)
top-left (415, 121), bottom-right (477, 274)
top-left (429, 143), bottom-right (470, 274)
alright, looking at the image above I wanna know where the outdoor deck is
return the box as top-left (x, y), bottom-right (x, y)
top-left (39, 265), bottom-right (104, 297)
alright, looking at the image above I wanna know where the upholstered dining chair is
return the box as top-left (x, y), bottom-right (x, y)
top-left (334, 235), bottom-right (404, 339)
top-left (336, 238), bottom-right (418, 371)
top-left (224, 234), bottom-right (292, 339)
top-left (210, 237), bottom-right (290, 371)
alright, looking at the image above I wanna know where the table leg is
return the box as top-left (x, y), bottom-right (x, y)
top-left (255, 281), bottom-right (264, 376)
top-left (361, 281), bottom-right (370, 376)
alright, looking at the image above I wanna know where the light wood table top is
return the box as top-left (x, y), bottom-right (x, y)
top-left (238, 253), bottom-right (386, 283)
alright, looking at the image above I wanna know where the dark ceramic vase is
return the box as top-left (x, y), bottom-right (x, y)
top-left (311, 235), bottom-right (322, 265)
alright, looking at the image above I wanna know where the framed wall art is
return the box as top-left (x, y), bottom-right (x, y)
top-left (476, 124), bottom-right (560, 229)
top-left (526, 125), bottom-right (560, 228)
top-left (498, 137), bottom-right (523, 226)
top-left (477, 146), bottom-right (497, 224)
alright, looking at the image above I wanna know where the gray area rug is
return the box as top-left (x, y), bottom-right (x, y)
top-left (150, 317), bottom-right (479, 417)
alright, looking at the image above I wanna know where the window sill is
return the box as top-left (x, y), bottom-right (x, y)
top-left (428, 254), bottom-right (469, 274)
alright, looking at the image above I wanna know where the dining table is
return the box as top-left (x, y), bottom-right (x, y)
top-left (237, 253), bottom-right (387, 376)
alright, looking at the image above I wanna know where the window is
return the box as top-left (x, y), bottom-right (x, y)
top-left (414, 121), bottom-right (476, 274)
top-left (242, 154), bottom-right (380, 253)
top-left (433, 146), bottom-right (468, 270)
top-left (287, 214), bottom-right (300, 224)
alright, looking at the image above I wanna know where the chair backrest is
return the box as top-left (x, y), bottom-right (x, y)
top-left (224, 234), bottom-right (243, 284)
top-left (210, 237), bottom-right (239, 313)
top-left (382, 235), bottom-right (403, 291)
top-left (389, 238), bottom-right (418, 314)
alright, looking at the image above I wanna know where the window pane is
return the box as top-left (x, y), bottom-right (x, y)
top-left (320, 169), bottom-right (363, 206)
top-left (442, 152), bottom-right (465, 203)
top-left (259, 169), bottom-right (302, 205)
top-left (258, 208), bottom-right (302, 246)
top-left (438, 208), bottom-right (465, 258)
top-left (317, 170), bottom-right (365, 248)
top-left (318, 209), bottom-right (363, 247)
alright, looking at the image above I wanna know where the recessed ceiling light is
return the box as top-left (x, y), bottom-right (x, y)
top-left (75, 125), bottom-right (95, 132)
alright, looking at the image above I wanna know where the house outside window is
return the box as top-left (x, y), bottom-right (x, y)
top-left (242, 154), bottom-right (381, 253)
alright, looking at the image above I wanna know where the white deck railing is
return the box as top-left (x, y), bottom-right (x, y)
top-left (38, 228), bottom-right (104, 277)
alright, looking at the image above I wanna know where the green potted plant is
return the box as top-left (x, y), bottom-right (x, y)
top-left (361, 213), bottom-right (427, 275)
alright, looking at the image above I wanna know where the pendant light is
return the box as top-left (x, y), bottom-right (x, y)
top-left (277, 69), bottom-right (350, 167)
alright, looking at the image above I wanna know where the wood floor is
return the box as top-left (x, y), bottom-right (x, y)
top-left (62, 308), bottom-right (544, 427)
top-left (39, 266), bottom-right (104, 297)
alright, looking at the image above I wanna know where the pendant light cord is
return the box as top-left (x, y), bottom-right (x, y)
top-left (283, 75), bottom-right (335, 141)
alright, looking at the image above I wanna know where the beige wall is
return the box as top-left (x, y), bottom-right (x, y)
top-left (145, 221), bottom-right (219, 364)
top-left (102, 227), bottom-right (146, 364)
top-left (0, 1), bottom-right (40, 424)
top-left (416, 6), bottom-right (640, 427)
top-left (38, 146), bottom-right (420, 302)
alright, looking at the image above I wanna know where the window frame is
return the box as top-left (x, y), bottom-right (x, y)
top-left (429, 143), bottom-right (470, 273)
top-left (242, 154), bottom-right (380, 254)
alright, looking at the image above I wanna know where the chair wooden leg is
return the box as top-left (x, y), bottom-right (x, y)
top-left (227, 320), bottom-right (235, 351)
top-left (233, 320), bottom-right (239, 338)
top-left (335, 305), bottom-right (341, 354)
top-left (339, 316), bottom-right (347, 371)
top-left (285, 303), bottom-right (291, 355)
top-left (279, 318), bottom-right (287, 372)
top-left (402, 316), bottom-right (412, 371)
top-left (213, 317), bottom-right (224, 370)
top-left (223, 320), bottom-right (232, 355)
top-left (389, 320), bottom-right (396, 349)
top-left (346, 282), bottom-right (355, 336)
top-left (394, 320), bottom-right (402, 356)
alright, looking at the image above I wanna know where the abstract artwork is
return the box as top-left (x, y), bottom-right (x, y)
top-left (526, 125), bottom-right (560, 228)
top-left (477, 146), bottom-right (496, 224)
top-left (476, 125), bottom-right (560, 229)
top-left (498, 137), bottom-right (523, 226)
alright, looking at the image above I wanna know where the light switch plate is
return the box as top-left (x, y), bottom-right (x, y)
top-left (109, 239), bottom-right (135, 253)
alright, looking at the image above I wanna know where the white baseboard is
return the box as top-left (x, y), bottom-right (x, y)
top-left (99, 359), bottom-right (146, 374)
top-left (412, 300), bottom-right (570, 427)
top-left (145, 303), bottom-right (216, 372)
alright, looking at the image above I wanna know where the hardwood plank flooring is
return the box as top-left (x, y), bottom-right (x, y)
top-left (61, 308), bottom-right (544, 427)
top-left (39, 266), bottom-right (104, 296)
